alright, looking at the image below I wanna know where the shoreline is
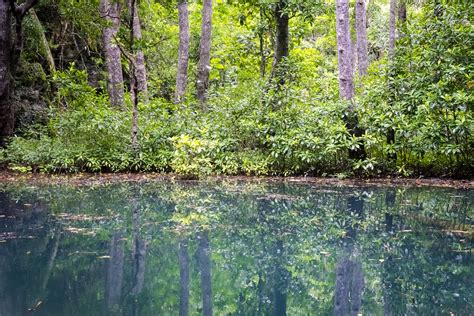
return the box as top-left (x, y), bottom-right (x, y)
top-left (0, 171), bottom-right (472, 189)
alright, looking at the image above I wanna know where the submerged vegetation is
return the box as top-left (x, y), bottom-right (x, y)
top-left (0, 1), bottom-right (472, 177)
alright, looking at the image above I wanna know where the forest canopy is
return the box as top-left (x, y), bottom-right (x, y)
top-left (0, 0), bottom-right (472, 178)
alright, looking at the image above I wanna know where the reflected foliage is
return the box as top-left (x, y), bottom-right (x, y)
top-left (0, 181), bottom-right (473, 315)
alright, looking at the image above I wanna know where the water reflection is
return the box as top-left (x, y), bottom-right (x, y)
top-left (0, 182), bottom-right (472, 315)
top-left (333, 195), bottom-right (365, 316)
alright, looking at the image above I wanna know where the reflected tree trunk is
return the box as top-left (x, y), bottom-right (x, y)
top-left (131, 199), bottom-right (146, 296)
top-left (273, 239), bottom-right (288, 316)
top-left (39, 230), bottom-right (61, 294)
top-left (178, 239), bottom-right (190, 316)
top-left (175, 0), bottom-right (190, 103)
top-left (383, 189), bottom-right (398, 316)
top-left (130, 191), bottom-right (146, 316)
top-left (197, 231), bottom-right (212, 316)
top-left (105, 232), bottom-right (125, 313)
top-left (333, 195), bottom-right (365, 316)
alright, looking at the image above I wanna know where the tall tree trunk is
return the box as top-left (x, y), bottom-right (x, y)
top-left (0, 1), bottom-right (13, 147)
top-left (336, 0), bottom-right (365, 160)
top-left (355, 0), bottom-right (368, 78)
top-left (271, 0), bottom-right (289, 83)
top-left (388, 0), bottom-right (397, 60)
top-left (258, 7), bottom-right (266, 79)
top-left (127, 0), bottom-right (147, 99)
top-left (175, 0), bottom-right (189, 103)
top-left (100, 0), bottom-right (124, 108)
top-left (336, 0), bottom-right (354, 101)
top-left (196, 0), bottom-right (212, 104)
top-left (128, 0), bottom-right (139, 150)
top-left (0, 0), bottom-right (38, 146)
top-left (387, 0), bottom-right (398, 161)
top-left (197, 231), bottom-right (213, 316)
top-left (30, 9), bottom-right (55, 74)
top-left (178, 239), bottom-right (190, 316)
top-left (398, 1), bottom-right (406, 24)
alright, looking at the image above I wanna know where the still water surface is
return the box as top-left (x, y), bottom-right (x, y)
top-left (0, 181), bottom-right (473, 315)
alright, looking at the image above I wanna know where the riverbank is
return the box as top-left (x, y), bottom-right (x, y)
top-left (0, 171), bottom-right (472, 189)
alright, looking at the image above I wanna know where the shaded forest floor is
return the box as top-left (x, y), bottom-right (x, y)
top-left (0, 171), bottom-right (472, 189)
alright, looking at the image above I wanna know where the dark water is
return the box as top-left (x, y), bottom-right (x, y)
top-left (0, 181), bottom-right (473, 316)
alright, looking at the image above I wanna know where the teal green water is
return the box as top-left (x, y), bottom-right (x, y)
top-left (0, 181), bottom-right (473, 315)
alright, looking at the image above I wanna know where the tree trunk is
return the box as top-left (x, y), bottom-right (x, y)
top-left (0, 1), bottom-right (13, 147)
top-left (178, 239), bottom-right (190, 316)
top-left (388, 0), bottom-right (397, 60)
top-left (30, 9), bottom-right (55, 74)
top-left (0, 0), bottom-right (38, 146)
top-left (100, 0), bottom-right (124, 108)
top-left (196, 0), bottom-right (212, 104)
top-left (355, 0), bottom-right (368, 78)
top-left (336, 0), bottom-right (366, 160)
top-left (128, 0), bottom-right (139, 150)
top-left (258, 7), bottom-right (266, 79)
top-left (387, 0), bottom-right (398, 161)
top-left (398, 1), bottom-right (406, 24)
top-left (127, 0), bottom-right (147, 98)
top-left (175, 0), bottom-right (189, 103)
top-left (271, 0), bottom-right (289, 83)
top-left (197, 231), bottom-right (213, 316)
top-left (336, 0), bottom-right (354, 101)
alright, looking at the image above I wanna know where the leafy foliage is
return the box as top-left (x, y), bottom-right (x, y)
top-left (2, 0), bottom-right (472, 178)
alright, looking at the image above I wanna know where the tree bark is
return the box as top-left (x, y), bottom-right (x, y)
top-left (127, 0), bottom-right (147, 98)
top-left (30, 9), bottom-right (55, 74)
top-left (0, 0), bottom-right (38, 146)
top-left (196, 0), bottom-right (212, 104)
top-left (335, 0), bottom-right (354, 101)
top-left (197, 231), bottom-right (213, 316)
top-left (271, 0), bottom-right (289, 83)
top-left (0, 0), bottom-right (13, 147)
top-left (355, 0), bottom-right (368, 78)
top-left (388, 0), bottom-right (397, 60)
top-left (258, 7), bottom-right (266, 79)
top-left (336, 0), bottom-right (366, 160)
top-left (398, 1), bottom-right (406, 24)
top-left (387, 0), bottom-right (398, 161)
top-left (175, 0), bottom-right (189, 103)
top-left (100, 0), bottom-right (124, 108)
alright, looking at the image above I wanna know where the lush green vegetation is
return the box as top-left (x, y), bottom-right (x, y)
top-left (0, 0), bottom-right (472, 178)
